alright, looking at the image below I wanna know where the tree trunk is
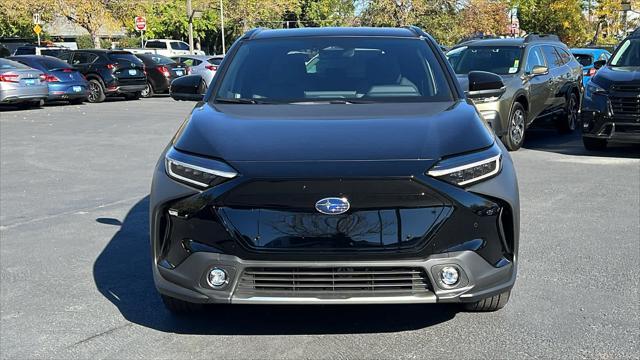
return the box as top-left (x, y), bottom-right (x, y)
top-left (92, 32), bottom-right (101, 49)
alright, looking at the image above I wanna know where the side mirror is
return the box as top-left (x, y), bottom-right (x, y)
top-left (170, 74), bottom-right (206, 101)
top-left (530, 65), bottom-right (549, 76)
top-left (593, 60), bottom-right (606, 69)
top-left (467, 71), bottom-right (506, 99)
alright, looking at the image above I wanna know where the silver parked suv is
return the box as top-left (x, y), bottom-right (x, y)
top-left (447, 35), bottom-right (583, 151)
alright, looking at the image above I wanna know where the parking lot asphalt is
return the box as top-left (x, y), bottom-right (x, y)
top-left (1, 98), bottom-right (639, 359)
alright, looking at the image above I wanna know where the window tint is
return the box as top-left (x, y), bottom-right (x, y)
top-left (40, 49), bottom-right (64, 57)
top-left (180, 58), bottom-right (201, 66)
top-left (0, 58), bottom-right (30, 69)
top-left (57, 51), bottom-right (72, 63)
top-left (573, 53), bottom-right (593, 67)
top-left (446, 46), bottom-right (522, 75)
top-left (209, 57), bottom-right (223, 65)
top-left (146, 41), bottom-right (166, 49)
top-left (542, 46), bottom-right (562, 68)
top-left (72, 52), bottom-right (98, 65)
top-left (14, 47), bottom-right (35, 55)
top-left (40, 57), bottom-right (73, 70)
top-left (525, 47), bottom-right (546, 73)
top-left (611, 39), bottom-right (640, 67)
top-left (555, 47), bottom-right (572, 65)
top-left (171, 41), bottom-right (190, 50)
top-left (108, 52), bottom-right (144, 65)
top-left (216, 37), bottom-right (453, 103)
top-left (148, 54), bottom-right (176, 65)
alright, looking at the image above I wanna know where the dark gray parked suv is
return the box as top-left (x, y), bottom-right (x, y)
top-left (447, 35), bottom-right (583, 151)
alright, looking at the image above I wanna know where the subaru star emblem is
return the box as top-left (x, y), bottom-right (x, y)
top-left (315, 197), bottom-right (350, 215)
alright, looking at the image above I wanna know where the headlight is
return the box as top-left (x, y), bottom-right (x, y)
top-left (427, 142), bottom-right (502, 186)
top-left (584, 81), bottom-right (607, 100)
top-left (165, 147), bottom-right (237, 189)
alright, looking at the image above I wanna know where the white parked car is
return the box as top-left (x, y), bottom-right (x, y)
top-left (144, 39), bottom-right (205, 57)
top-left (171, 55), bottom-right (223, 85)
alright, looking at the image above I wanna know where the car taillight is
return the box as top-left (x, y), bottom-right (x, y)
top-left (587, 67), bottom-right (597, 76)
top-left (205, 65), bottom-right (218, 71)
top-left (106, 63), bottom-right (116, 70)
top-left (43, 74), bottom-right (60, 82)
top-left (0, 73), bottom-right (20, 83)
top-left (157, 65), bottom-right (171, 77)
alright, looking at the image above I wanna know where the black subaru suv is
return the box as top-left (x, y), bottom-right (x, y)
top-left (153, 27), bottom-right (519, 314)
top-left (57, 50), bottom-right (147, 103)
top-left (581, 28), bottom-right (640, 150)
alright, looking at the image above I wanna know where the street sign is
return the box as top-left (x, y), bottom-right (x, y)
top-left (134, 16), bottom-right (147, 31)
top-left (33, 13), bottom-right (41, 25)
top-left (33, 24), bottom-right (42, 35)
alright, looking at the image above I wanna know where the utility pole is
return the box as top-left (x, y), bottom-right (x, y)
top-left (220, 0), bottom-right (226, 55)
top-left (187, 0), bottom-right (194, 54)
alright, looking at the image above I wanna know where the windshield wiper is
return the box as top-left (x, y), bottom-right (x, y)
top-left (215, 98), bottom-right (272, 104)
top-left (284, 99), bottom-right (376, 104)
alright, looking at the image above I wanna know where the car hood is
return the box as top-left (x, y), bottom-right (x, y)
top-left (173, 100), bottom-right (494, 163)
top-left (592, 66), bottom-right (640, 88)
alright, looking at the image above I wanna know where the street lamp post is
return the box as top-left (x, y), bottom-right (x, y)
top-left (220, 0), bottom-right (226, 55)
top-left (187, 0), bottom-right (194, 54)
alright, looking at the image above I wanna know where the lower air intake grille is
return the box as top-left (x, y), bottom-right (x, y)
top-left (235, 267), bottom-right (431, 298)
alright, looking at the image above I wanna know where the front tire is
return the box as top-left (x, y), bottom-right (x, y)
top-left (463, 290), bottom-right (511, 312)
top-left (87, 79), bottom-right (106, 103)
top-left (583, 137), bottom-right (607, 151)
top-left (502, 102), bottom-right (526, 151)
top-left (160, 294), bottom-right (202, 315)
top-left (557, 92), bottom-right (579, 134)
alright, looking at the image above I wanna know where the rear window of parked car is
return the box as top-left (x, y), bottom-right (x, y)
top-left (40, 57), bottom-right (74, 70)
top-left (170, 41), bottom-right (190, 51)
top-left (0, 58), bottom-right (30, 69)
top-left (108, 52), bottom-right (144, 65)
top-left (148, 55), bottom-right (176, 65)
top-left (14, 47), bottom-right (36, 55)
top-left (145, 41), bottom-right (167, 49)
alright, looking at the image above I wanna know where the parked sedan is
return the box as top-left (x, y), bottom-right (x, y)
top-left (0, 58), bottom-right (48, 108)
top-left (134, 53), bottom-right (188, 98)
top-left (171, 55), bottom-right (223, 85)
top-left (571, 48), bottom-right (611, 86)
top-left (9, 55), bottom-right (88, 104)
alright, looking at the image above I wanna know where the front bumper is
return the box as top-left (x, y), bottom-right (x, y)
top-left (154, 251), bottom-right (516, 304)
top-left (150, 142), bottom-right (519, 305)
top-left (582, 90), bottom-right (640, 144)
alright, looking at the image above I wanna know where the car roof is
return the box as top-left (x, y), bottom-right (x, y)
top-left (247, 27), bottom-right (421, 40)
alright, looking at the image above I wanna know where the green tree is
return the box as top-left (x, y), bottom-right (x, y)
top-left (0, 0), bottom-right (55, 38)
top-left (297, 0), bottom-right (356, 26)
top-left (516, 0), bottom-right (589, 46)
top-left (461, 0), bottom-right (511, 37)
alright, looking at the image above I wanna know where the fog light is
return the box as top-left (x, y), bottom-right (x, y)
top-left (207, 268), bottom-right (228, 288)
top-left (440, 266), bottom-right (460, 286)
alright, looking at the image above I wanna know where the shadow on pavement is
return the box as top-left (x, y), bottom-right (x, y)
top-left (523, 128), bottom-right (640, 158)
top-left (93, 196), bottom-right (458, 335)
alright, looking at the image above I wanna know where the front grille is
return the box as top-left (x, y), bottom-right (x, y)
top-left (235, 266), bottom-right (431, 298)
top-left (610, 96), bottom-right (640, 117)
top-left (611, 84), bottom-right (640, 93)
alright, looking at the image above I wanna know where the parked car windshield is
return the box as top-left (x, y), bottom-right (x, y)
top-left (572, 53), bottom-right (593, 67)
top-left (215, 37), bottom-right (453, 103)
top-left (446, 46), bottom-right (522, 75)
top-left (610, 39), bottom-right (640, 67)
top-left (0, 58), bottom-right (30, 69)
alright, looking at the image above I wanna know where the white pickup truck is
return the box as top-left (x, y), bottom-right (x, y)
top-left (142, 39), bottom-right (205, 56)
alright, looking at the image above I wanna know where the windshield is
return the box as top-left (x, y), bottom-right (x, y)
top-left (610, 39), bottom-right (640, 67)
top-left (446, 46), bottom-right (522, 75)
top-left (214, 37), bottom-right (453, 104)
top-left (572, 53), bottom-right (593, 67)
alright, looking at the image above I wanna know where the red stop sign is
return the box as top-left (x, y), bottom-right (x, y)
top-left (135, 16), bottom-right (146, 31)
